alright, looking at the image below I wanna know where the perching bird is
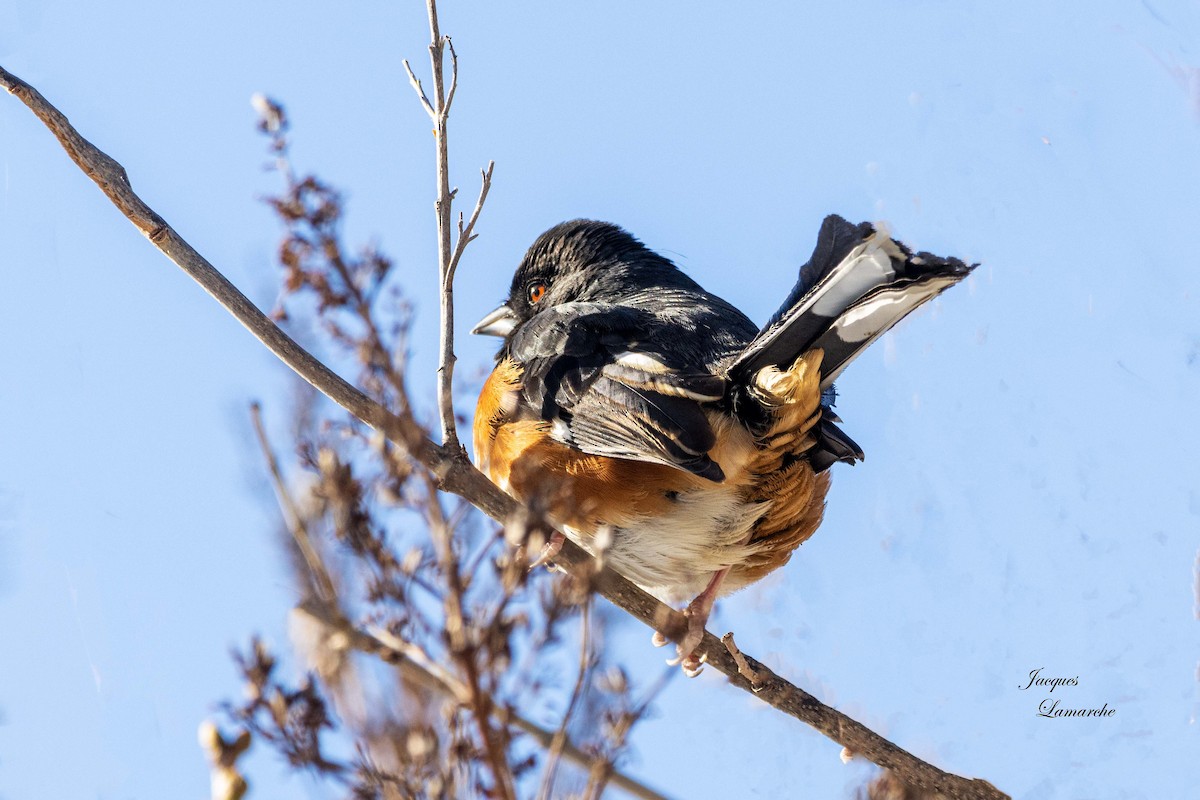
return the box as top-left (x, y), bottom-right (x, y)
top-left (472, 216), bottom-right (972, 673)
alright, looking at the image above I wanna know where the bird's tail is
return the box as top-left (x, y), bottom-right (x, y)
top-left (728, 215), bottom-right (974, 471)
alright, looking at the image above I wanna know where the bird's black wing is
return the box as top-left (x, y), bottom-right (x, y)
top-left (509, 302), bottom-right (728, 481)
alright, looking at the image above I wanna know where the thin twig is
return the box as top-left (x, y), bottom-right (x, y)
top-left (259, 124), bottom-right (414, 417)
top-left (582, 740), bottom-right (610, 800)
top-left (582, 661), bottom-right (671, 800)
top-left (422, 0), bottom-right (461, 449)
top-left (721, 632), bottom-right (763, 692)
top-left (461, 526), bottom-right (504, 589)
top-left (319, 235), bottom-right (413, 416)
top-left (449, 162), bottom-right (494, 279)
top-left (402, 60), bottom-right (435, 119)
top-left (423, 472), bottom-right (517, 800)
top-left (415, 2), bottom-right (494, 452)
top-left (443, 37), bottom-right (459, 119)
top-left (364, 619), bottom-right (470, 705)
top-left (537, 596), bottom-right (593, 800)
top-left (0, 64), bottom-right (1008, 800)
top-left (250, 402), bottom-right (337, 603)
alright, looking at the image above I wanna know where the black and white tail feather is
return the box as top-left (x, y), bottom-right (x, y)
top-left (729, 215), bottom-right (975, 471)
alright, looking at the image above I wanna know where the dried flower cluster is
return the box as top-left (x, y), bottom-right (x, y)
top-left (216, 102), bottom-right (670, 800)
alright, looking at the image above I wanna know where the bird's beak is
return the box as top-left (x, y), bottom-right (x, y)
top-left (471, 304), bottom-right (518, 337)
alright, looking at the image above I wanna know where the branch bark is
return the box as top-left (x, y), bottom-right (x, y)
top-left (0, 64), bottom-right (1008, 800)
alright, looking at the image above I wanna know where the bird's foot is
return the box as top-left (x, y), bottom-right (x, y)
top-left (528, 531), bottom-right (565, 571)
top-left (676, 610), bottom-right (709, 677)
top-left (659, 608), bottom-right (709, 676)
top-left (654, 568), bottom-right (729, 677)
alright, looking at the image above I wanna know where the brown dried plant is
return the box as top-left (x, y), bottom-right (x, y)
top-left (222, 95), bottom-right (671, 800)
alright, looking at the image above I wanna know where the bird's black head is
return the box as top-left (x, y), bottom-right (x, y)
top-left (472, 219), bottom-right (700, 340)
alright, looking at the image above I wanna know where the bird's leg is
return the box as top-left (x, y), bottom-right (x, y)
top-left (528, 530), bottom-right (565, 571)
top-left (679, 567), bottom-right (728, 676)
top-left (652, 567), bottom-right (730, 677)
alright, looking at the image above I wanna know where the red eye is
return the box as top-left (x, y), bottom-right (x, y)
top-left (528, 282), bottom-right (547, 304)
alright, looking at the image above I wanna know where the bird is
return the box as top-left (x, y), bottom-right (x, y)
top-left (472, 216), bottom-right (972, 674)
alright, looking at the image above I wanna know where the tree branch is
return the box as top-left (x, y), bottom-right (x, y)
top-left (0, 68), bottom-right (444, 480)
top-left (297, 603), bottom-right (670, 800)
top-left (418, 0), bottom-right (471, 450)
top-left (0, 65), bottom-right (1008, 800)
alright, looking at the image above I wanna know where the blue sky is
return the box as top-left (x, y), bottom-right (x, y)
top-left (2, 1), bottom-right (1199, 797)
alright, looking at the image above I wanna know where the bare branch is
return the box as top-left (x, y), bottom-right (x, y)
top-left (250, 402), bottom-right (337, 603)
top-left (410, 0), bottom-right (493, 451)
top-left (422, 471), bottom-right (516, 800)
top-left (0, 67), bottom-right (445, 487)
top-left (0, 65), bottom-right (1008, 800)
top-left (721, 631), bottom-right (763, 692)
top-left (421, 0), bottom-right (461, 449)
top-left (449, 161), bottom-right (495, 280)
top-left (443, 36), bottom-right (459, 119)
top-left (537, 596), bottom-right (592, 800)
top-left (402, 59), bottom-right (436, 120)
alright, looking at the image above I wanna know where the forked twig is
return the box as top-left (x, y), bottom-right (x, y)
top-left (449, 161), bottom-right (495, 280)
top-left (406, 0), bottom-right (486, 451)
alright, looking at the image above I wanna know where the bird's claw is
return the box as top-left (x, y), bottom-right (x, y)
top-left (676, 619), bottom-right (706, 677)
top-left (528, 531), bottom-right (565, 571)
top-left (681, 650), bottom-right (708, 678)
top-left (650, 567), bottom-right (726, 676)
top-left (651, 611), bottom-right (709, 676)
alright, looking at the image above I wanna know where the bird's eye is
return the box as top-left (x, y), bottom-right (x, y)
top-left (528, 282), bottom-right (547, 304)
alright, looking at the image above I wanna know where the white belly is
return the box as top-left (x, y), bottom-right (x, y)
top-left (566, 468), bottom-right (766, 606)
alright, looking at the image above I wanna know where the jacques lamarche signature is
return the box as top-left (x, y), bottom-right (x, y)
top-left (1019, 668), bottom-right (1116, 719)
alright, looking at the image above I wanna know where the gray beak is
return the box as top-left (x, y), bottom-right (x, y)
top-left (471, 304), bottom-right (518, 337)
